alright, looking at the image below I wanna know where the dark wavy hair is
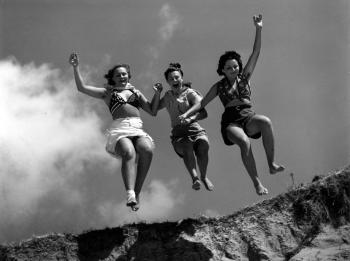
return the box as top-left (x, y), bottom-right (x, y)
top-left (216, 51), bottom-right (243, 76)
top-left (104, 64), bottom-right (131, 86)
top-left (163, 63), bottom-right (192, 87)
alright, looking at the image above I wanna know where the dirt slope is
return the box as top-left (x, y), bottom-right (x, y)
top-left (1, 166), bottom-right (349, 261)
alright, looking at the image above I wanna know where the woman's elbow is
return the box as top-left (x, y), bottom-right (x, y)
top-left (200, 108), bottom-right (208, 118)
top-left (203, 111), bottom-right (208, 119)
top-left (76, 84), bottom-right (85, 93)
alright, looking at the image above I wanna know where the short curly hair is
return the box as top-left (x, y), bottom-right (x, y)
top-left (164, 62), bottom-right (184, 81)
top-left (104, 64), bottom-right (131, 86)
top-left (216, 51), bottom-right (243, 76)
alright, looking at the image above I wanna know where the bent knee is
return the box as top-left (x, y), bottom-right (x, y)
top-left (255, 115), bottom-right (272, 127)
top-left (236, 136), bottom-right (251, 152)
top-left (179, 143), bottom-right (195, 157)
top-left (194, 140), bottom-right (209, 156)
top-left (136, 141), bottom-right (154, 156)
top-left (119, 148), bottom-right (136, 160)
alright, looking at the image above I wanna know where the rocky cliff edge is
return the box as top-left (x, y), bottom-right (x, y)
top-left (1, 166), bottom-right (350, 261)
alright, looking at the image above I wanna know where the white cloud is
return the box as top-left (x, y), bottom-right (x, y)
top-left (0, 57), bottom-right (116, 242)
top-left (203, 209), bottom-right (221, 218)
top-left (159, 3), bottom-right (181, 42)
top-left (0, 57), bottom-right (185, 243)
top-left (138, 3), bottom-right (182, 84)
top-left (98, 179), bottom-right (185, 226)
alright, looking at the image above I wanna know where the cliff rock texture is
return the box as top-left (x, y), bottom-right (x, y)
top-left (1, 166), bottom-right (350, 261)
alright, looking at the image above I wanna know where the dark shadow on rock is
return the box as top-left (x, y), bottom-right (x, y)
top-left (77, 227), bottom-right (126, 261)
top-left (116, 237), bottom-right (213, 261)
top-left (77, 219), bottom-right (214, 261)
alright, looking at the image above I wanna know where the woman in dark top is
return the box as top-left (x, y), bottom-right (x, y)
top-left (179, 14), bottom-right (284, 195)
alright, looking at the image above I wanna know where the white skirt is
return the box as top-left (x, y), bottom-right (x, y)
top-left (105, 117), bottom-right (154, 157)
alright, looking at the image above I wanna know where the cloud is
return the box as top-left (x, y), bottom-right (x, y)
top-left (138, 3), bottom-right (181, 83)
top-left (0, 57), bottom-right (115, 242)
top-left (203, 209), bottom-right (221, 218)
top-left (98, 179), bottom-right (184, 226)
top-left (159, 4), bottom-right (181, 42)
top-left (0, 57), bottom-right (184, 243)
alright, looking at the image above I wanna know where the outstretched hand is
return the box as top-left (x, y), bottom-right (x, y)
top-left (69, 52), bottom-right (79, 67)
top-left (253, 14), bottom-right (263, 28)
top-left (153, 83), bottom-right (163, 93)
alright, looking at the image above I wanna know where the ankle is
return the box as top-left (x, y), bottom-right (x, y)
top-left (192, 176), bottom-right (199, 181)
top-left (126, 190), bottom-right (136, 198)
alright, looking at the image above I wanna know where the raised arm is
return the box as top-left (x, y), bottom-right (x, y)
top-left (137, 83), bottom-right (165, 116)
top-left (69, 53), bottom-right (107, 99)
top-left (242, 14), bottom-right (262, 81)
top-left (179, 83), bottom-right (218, 122)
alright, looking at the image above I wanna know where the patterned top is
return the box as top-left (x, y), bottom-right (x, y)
top-left (163, 87), bottom-right (202, 127)
top-left (215, 74), bottom-right (251, 107)
top-left (109, 88), bottom-right (141, 115)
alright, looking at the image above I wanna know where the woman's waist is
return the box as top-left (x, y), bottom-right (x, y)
top-left (108, 117), bottom-right (143, 130)
top-left (111, 105), bottom-right (140, 120)
top-left (224, 99), bottom-right (251, 109)
top-left (171, 122), bottom-right (205, 135)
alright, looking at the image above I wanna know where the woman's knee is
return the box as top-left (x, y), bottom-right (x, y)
top-left (226, 127), bottom-right (250, 151)
top-left (236, 136), bottom-right (251, 153)
top-left (179, 142), bottom-right (194, 157)
top-left (118, 147), bottom-right (136, 160)
top-left (135, 138), bottom-right (154, 156)
top-left (194, 140), bottom-right (209, 157)
top-left (115, 139), bottom-right (136, 160)
top-left (256, 115), bottom-right (272, 129)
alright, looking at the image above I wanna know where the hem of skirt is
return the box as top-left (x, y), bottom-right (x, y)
top-left (106, 134), bottom-right (154, 158)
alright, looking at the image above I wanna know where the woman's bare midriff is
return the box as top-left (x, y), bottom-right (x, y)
top-left (110, 103), bottom-right (141, 120)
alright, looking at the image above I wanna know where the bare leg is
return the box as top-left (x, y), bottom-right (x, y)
top-left (132, 137), bottom-right (154, 211)
top-left (115, 138), bottom-right (137, 206)
top-left (115, 138), bottom-right (137, 190)
top-left (226, 125), bottom-right (268, 195)
top-left (246, 115), bottom-right (285, 174)
top-left (194, 139), bottom-right (213, 191)
top-left (174, 141), bottom-right (201, 190)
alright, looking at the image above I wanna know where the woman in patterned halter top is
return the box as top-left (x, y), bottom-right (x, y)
top-left (69, 53), bottom-right (160, 211)
top-left (179, 14), bottom-right (285, 196)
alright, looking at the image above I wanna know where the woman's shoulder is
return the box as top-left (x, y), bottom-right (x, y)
top-left (162, 90), bottom-right (172, 103)
top-left (185, 87), bottom-right (202, 98)
top-left (210, 78), bottom-right (226, 92)
top-left (211, 78), bottom-right (225, 87)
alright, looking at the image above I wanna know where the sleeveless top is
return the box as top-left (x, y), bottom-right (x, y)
top-left (164, 87), bottom-right (202, 127)
top-left (108, 87), bottom-right (141, 115)
top-left (215, 74), bottom-right (252, 107)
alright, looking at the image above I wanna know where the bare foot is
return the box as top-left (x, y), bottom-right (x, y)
top-left (131, 195), bottom-right (140, 211)
top-left (269, 163), bottom-right (285, 175)
top-left (126, 192), bottom-right (137, 207)
top-left (255, 183), bottom-right (268, 196)
top-left (201, 177), bottom-right (214, 191)
top-left (192, 177), bottom-right (201, 190)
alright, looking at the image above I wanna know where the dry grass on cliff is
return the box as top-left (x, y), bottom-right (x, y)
top-left (292, 169), bottom-right (350, 228)
top-left (1, 166), bottom-right (349, 261)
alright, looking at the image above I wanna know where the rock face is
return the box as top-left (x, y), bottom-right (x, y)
top-left (1, 166), bottom-right (350, 261)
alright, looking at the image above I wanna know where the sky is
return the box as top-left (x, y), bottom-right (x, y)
top-left (0, 0), bottom-right (349, 243)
